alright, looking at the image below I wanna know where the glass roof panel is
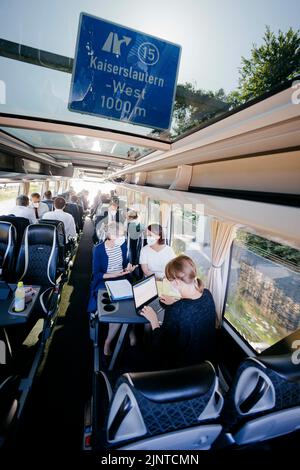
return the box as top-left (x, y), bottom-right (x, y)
top-left (0, 127), bottom-right (154, 159)
top-left (0, 0), bottom-right (299, 142)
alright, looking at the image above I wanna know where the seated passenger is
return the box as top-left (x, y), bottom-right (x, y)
top-left (140, 224), bottom-right (175, 279)
top-left (93, 201), bottom-right (124, 244)
top-left (30, 192), bottom-right (50, 219)
top-left (88, 222), bottom-right (137, 355)
top-left (42, 196), bottom-right (76, 240)
top-left (126, 210), bottom-right (145, 265)
top-left (42, 190), bottom-right (54, 211)
top-left (141, 255), bottom-right (216, 369)
top-left (9, 194), bottom-right (36, 224)
top-left (70, 195), bottom-right (84, 230)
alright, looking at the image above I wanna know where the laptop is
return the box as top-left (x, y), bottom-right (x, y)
top-left (132, 275), bottom-right (165, 322)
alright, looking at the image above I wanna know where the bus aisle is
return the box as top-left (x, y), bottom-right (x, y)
top-left (15, 218), bottom-right (94, 455)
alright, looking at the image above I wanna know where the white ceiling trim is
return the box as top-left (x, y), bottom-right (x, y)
top-left (113, 87), bottom-right (300, 175)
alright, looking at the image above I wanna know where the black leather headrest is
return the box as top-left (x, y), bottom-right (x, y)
top-left (256, 354), bottom-right (300, 383)
top-left (126, 362), bottom-right (215, 404)
top-left (26, 224), bottom-right (56, 246)
top-left (40, 220), bottom-right (65, 231)
top-left (0, 216), bottom-right (29, 226)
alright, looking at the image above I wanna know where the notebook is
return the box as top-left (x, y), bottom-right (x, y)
top-left (105, 279), bottom-right (133, 301)
top-left (156, 278), bottom-right (181, 298)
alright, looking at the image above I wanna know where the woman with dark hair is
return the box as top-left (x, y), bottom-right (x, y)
top-left (139, 223), bottom-right (175, 279)
top-left (88, 222), bottom-right (137, 355)
top-left (141, 255), bottom-right (216, 369)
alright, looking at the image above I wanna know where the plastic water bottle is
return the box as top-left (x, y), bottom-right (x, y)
top-left (15, 281), bottom-right (25, 312)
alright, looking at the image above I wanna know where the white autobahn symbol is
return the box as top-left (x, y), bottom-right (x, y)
top-left (102, 32), bottom-right (132, 56)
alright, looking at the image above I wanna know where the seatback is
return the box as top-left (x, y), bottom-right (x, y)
top-left (77, 204), bottom-right (84, 230)
top-left (64, 203), bottom-right (80, 232)
top-left (0, 222), bottom-right (16, 281)
top-left (222, 354), bottom-right (300, 445)
top-left (106, 362), bottom-right (223, 450)
top-left (16, 224), bottom-right (58, 286)
top-left (0, 216), bottom-right (29, 254)
top-left (126, 225), bottom-right (144, 266)
top-left (39, 220), bottom-right (66, 268)
top-left (42, 199), bottom-right (54, 211)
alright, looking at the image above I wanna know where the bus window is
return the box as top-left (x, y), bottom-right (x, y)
top-left (171, 205), bottom-right (211, 281)
top-left (47, 180), bottom-right (56, 195)
top-left (148, 199), bottom-right (161, 225)
top-left (0, 182), bottom-right (20, 213)
top-left (29, 181), bottom-right (43, 195)
top-left (224, 230), bottom-right (300, 353)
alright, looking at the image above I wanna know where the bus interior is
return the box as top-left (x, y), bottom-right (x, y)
top-left (0, 0), bottom-right (300, 461)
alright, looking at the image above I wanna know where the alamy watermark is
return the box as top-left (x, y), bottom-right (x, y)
top-left (291, 340), bottom-right (300, 365)
top-left (0, 339), bottom-right (6, 364)
top-left (0, 79), bottom-right (6, 104)
top-left (291, 80), bottom-right (300, 104)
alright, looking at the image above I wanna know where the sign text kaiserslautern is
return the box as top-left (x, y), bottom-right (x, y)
top-left (68, 13), bottom-right (181, 130)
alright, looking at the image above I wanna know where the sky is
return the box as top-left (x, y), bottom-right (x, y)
top-left (1, 0), bottom-right (299, 92)
top-left (0, 0), bottom-right (299, 137)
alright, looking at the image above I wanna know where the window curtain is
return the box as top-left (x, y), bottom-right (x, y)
top-left (207, 219), bottom-right (236, 326)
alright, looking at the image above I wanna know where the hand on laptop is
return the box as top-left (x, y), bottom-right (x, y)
top-left (140, 306), bottom-right (160, 330)
top-left (159, 295), bottom-right (179, 305)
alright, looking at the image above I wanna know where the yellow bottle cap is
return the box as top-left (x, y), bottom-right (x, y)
top-left (17, 281), bottom-right (24, 288)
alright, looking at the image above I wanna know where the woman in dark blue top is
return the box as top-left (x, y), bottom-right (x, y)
top-left (88, 222), bottom-right (136, 355)
top-left (141, 255), bottom-right (216, 369)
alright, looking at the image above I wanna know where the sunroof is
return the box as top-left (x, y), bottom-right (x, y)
top-left (0, 127), bottom-right (154, 160)
top-left (0, 0), bottom-right (299, 143)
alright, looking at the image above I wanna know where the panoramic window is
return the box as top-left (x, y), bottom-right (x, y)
top-left (1, 1), bottom-right (299, 143)
top-left (148, 199), bottom-right (161, 225)
top-left (171, 206), bottom-right (211, 281)
top-left (47, 180), bottom-right (56, 195)
top-left (29, 181), bottom-right (43, 195)
top-left (0, 182), bottom-right (20, 213)
top-left (224, 230), bottom-right (300, 353)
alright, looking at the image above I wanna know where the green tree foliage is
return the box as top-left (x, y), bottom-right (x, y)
top-left (237, 231), bottom-right (300, 270)
top-left (171, 83), bottom-right (229, 135)
top-left (228, 26), bottom-right (300, 105)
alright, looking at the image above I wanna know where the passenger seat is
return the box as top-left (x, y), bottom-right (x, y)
top-left (104, 362), bottom-right (223, 450)
top-left (0, 221), bottom-right (16, 282)
top-left (16, 224), bottom-right (60, 320)
top-left (0, 216), bottom-right (29, 258)
top-left (221, 354), bottom-right (300, 445)
top-left (38, 219), bottom-right (68, 273)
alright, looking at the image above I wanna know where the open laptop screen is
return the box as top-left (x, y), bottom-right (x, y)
top-left (132, 275), bottom-right (157, 309)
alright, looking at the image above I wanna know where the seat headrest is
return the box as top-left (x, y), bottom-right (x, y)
top-left (41, 219), bottom-right (62, 228)
top-left (26, 224), bottom-right (56, 245)
top-left (256, 354), bottom-right (300, 383)
top-left (126, 362), bottom-right (216, 404)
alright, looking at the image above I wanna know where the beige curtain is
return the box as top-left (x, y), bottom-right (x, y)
top-left (207, 219), bottom-right (236, 326)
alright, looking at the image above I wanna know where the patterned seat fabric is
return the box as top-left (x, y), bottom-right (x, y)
top-left (221, 354), bottom-right (300, 433)
top-left (128, 381), bottom-right (216, 436)
top-left (16, 224), bottom-right (58, 287)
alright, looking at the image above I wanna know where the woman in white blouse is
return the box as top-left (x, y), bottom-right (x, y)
top-left (140, 224), bottom-right (176, 279)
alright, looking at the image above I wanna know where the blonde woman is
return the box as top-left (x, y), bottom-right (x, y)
top-left (141, 255), bottom-right (216, 369)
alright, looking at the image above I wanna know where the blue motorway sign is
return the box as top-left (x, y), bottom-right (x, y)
top-left (68, 13), bottom-right (181, 130)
